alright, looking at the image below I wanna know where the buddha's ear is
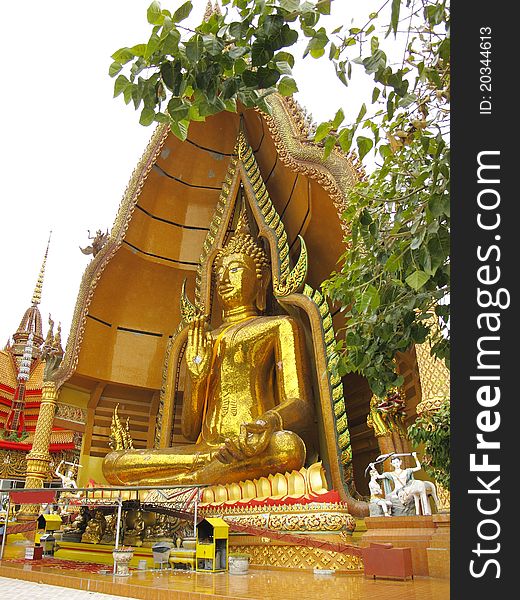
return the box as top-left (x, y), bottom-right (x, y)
top-left (256, 267), bottom-right (271, 312)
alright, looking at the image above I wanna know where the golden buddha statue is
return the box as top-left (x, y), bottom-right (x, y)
top-left (103, 209), bottom-right (314, 486)
top-left (123, 510), bottom-right (146, 546)
top-left (102, 135), bottom-right (366, 516)
top-left (81, 509), bottom-right (107, 544)
top-left (100, 513), bottom-right (117, 545)
top-left (62, 506), bottom-right (90, 540)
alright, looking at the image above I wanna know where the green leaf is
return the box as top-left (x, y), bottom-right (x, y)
top-left (147, 1), bottom-right (163, 25)
top-left (155, 111), bottom-right (169, 123)
top-left (314, 121), bottom-right (332, 143)
top-left (111, 47), bottom-right (135, 64)
top-left (278, 76), bottom-right (298, 96)
top-left (275, 60), bottom-right (292, 75)
top-left (398, 93), bottom-right (417, 107)
top-left (242, 69), bottom-right (259, 87)
top-left (169, 118), bottom-right (189, 141)
top-left (145, 33), bottom-right (161, 60)
top-left (202, 34), bottom-right (224, 56)
top-left (280, 0), bottom-right (300, 11)
top-left (389, 0), bottom-right (401, 36)
top-left (358, 285), bottom-right (380, 312)
top-left (410, 229), bottom-right (426, 250)
top-left (356, 136), bottom-right (373, 160)
top-left (139, 107), bottom-right (155, 126)
top-left (229, 22), bottom-right (245, 40)
top-left (337, 128), bottom-right (354, 153)
top-left (185, 35), bottom-right (203, 64)
top-left (167, 97), bottom-right (189, 121)
top-left (172, 1), bottom-right (193, 23)
top-left (323, 134), bottom-right (336, 159)
top-left (228, 46), bottom-right (249, 59)
top-left (316, 0), bottom-right (331, 15)
top-left (252, 38), bottom-right (273, 66)
top-left (303, 27), bottom-right (328, 59)
top-left (221, 77), bottom-right (239, 99)
top-left (256, 66), bottom-right (280, 89)
top-left (130, 44), bottom-right (147, 57)
top-left (356, 103), bottom-right (367, 124)
top-left (385, 253), bottom-right (402, 273)
top-left (405, 270), bottom-right (430, 290)
top-left (363, 49), bottom-right (387, 74)
top-left (234, 58), bottom-right (248, 74)
top-left (263, 14), bottom-right (284, 37)
top-left (274, 51), bottom-right (294, 68)
top-left (163, 30), bottom-right (180, 54)
top-left (109, 62), bottom-right (123, 77)
top-left (332, 108), bottom-right (345, 129)
top-left (114, 74), bottom-right (130, 97)
top-left (438, 38), bottom-right (450, 61)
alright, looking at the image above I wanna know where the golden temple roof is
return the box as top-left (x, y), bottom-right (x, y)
top-left (0, 350), bottom-right (17, 390)
top-left (0, 350), bottom-right (44, 392)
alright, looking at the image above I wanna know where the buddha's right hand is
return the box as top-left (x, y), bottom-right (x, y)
top-left (185, 316), bottom-right (211, 380)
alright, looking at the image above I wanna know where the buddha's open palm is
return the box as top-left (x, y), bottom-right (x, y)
top-left (185, 316), bottom-right (212, 380)
top-left (215, 411), bottom-right (281, 464)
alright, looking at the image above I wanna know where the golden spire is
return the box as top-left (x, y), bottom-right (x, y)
top-left (11, 233), bottom-right (52, 359)
top-left (31, 231), bottom-right (52, 306)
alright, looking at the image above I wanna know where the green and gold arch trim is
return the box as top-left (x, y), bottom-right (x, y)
top-left (176, 132), bottom-right (353, 494)
top-left (303, 284), bottom-right (352, 485)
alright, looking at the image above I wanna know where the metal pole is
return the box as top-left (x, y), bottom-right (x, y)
top-left (0, 495), bottom-right (11, 561)
top-left (113, 494), bottom-right (123, 575)
top-left (193, 488), bottom-right (199, 538)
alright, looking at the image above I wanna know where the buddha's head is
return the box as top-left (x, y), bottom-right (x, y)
top-left (214, 209), bottom-right (270, 312)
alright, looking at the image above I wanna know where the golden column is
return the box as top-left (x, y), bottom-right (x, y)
top-left (18, 322), bottom-right (64, 520)
top-left (414, 328), bottom-right (450, 511)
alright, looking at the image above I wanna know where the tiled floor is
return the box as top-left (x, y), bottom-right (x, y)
top-left (0, 535), bottom-right (450, 600)
top-left (0, 562), bottom-right (450, 600)
top-left (0, 576), bottom-right (139, 599)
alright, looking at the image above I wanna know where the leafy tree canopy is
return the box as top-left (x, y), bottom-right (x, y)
top-left (110, 0), bottom-right (450, 398)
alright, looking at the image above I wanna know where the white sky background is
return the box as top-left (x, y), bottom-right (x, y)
top-left (0, 0), bottom-right (396, 347)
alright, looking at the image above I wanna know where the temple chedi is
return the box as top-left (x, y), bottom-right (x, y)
top-left (0, 239), bottom-right (82, 482)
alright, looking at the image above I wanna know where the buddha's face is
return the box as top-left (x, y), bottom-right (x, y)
top-left (391, 457), bottom-right (402, 469)
top-left (215, 252), bottom-right (258, 309)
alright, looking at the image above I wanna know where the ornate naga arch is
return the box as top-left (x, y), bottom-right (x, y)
top-left (158, 131), bottom-right (366, 514)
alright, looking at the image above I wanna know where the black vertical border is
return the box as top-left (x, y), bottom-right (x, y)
top-left (452, 3), bottom-right (515, 597)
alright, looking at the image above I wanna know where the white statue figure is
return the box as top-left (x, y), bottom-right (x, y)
top-left (368, 466), bottom-right (393, 516)
top-left (55, 460), bottom-right (78, 489)
top-left (55, 460), bottom-right (82, 503)
top-left (398, 479), bottom-right (439, 516)
top-left (373, 451), bottom-right (437, 516)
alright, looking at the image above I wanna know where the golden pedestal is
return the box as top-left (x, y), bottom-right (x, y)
top-left (200, 502), bottom-right (360, 573)
top-left (229, 534), bottom-right (363, 572)
top-left (53, 541), bottom-right (155, 569)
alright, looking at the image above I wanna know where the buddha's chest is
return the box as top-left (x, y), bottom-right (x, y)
top-left (211, 322), bottom-right (276, 368)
